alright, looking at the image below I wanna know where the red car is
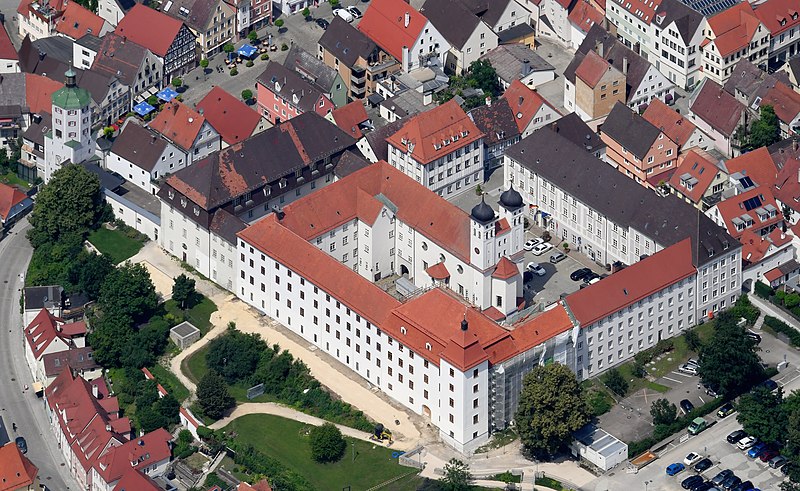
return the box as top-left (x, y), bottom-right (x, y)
top-left (760, 448), bottom-right (780, 462)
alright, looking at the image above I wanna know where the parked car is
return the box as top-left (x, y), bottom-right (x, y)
top-left (711, 470), bottom-right (733, 485)
top-left (745, 331), bottom-right (761, 344)
top-left (694, 458), bottom-right (713, 472)
top-left (686, 358), bottom-right (699, 367)
top-left (692, 483), bottom-right (715, 491)
top-left (583, 271), bottom-right (601, 283)
top-left (682, 475), bottom-right (704, 489)
top-left (315, 18), bottom-right (329, 29)
top-left (14, 437), bottom-right (26, 454)
top-left (736, 436), bottom-right (757, 450)
top-left (684, 452), bottom-right (703, 466)
top-left (524, 238), bottom-right (544, 251)
top-left (769, 455), bottom-right (788, 468)
top-left (721, 475), bottom-right (741, 490)
top-left (333, 8), bottom-right (354, 22)
top-left (532, 243), bottom-right (554, 256)
top-left (726, 430), bottom-right (747, 444)
top-left (680, 399), bottom-right (695, 414)
top-left (688, 417), bottom-right (708, 435)
top-left (760, 379), bottom-right (778, 391)
top-left (570, 268), bottom-right (592, 281)
top-left (759, 448), bottom-right (779, 462)
top-left (704, 384), bottom-right (718, 397)
top-left (526, 262), bottom-right (546, 276)
top-left (679, 363), bottom-right (699, 375)
top-left (747, 442), bottom-right (767, 458)
top-left (667, 463), bottom-right (686, 476)
top-left (346, 5), bottom-right (362, 17)
top-left (717, 402), bottom-right (734, 418)
top-left (731, 481), bottom-right (753, 491)
top-left (549, 251), bottom-right (566, 263)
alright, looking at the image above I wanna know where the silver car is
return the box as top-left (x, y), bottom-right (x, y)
top-left (549, 251), bottom-right (566, 263)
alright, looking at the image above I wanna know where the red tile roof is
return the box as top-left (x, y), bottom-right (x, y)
top-left (25, 74), bottom-right (64, 115)
top-left (114, 4), bottom-right (183, 57)
top-left (238, 480), bottom-right (273, 491)
top-left (113, 469), bottom-right (162, 491)
top-left (94, 428), bottom-right (172, 484)
top-left (386, 99), bottom-right (483, 165)
top-left (760, 82), bottom-right (800, 128)
top-left (642, 99), bottom-right (698, 147)
top-left (141, 367), bottom-right (168, 397)
top-left (150, 101), bottom-right (206, 152)
top-left (426, 262), bottom-right (450, 279)
top-left (197, 87), bottom-right (262, 146)
top-left (753, 0), bottom-right (800, 36)
top-left (764, 265), bottom-right (784, 282)
top-left (60, 320), bottom-right (87, 337)
top-left (724, 146), bottom-right (779, 187)
top-left (689, 79), bottom-right (745, 135)
top-left (669, 149), bottom-right (719, 204)
top-left (24, 308), bottom-right (69, 359)
top-left (55, 1), bottom-right (106, 39)
top-left (739, 228), bottom-right (772, 264)
top-left (568, 0), bottom-right (604, 34)
top-left (565, 239), bottom-right (696, 326)
top-left (511, 303), bottom-right (574, 353)
top-left (492, 257), bottom-right (519, 280)
top-left (612, 0), bottom-right (659, 24)
top-left (707, 3), bottom-right (762, 57)
top-left (0, 442), bottom-right (38, 491)
top-left (0, 182), bottom-right (28, 221)
top-left (502, 80), bottom-right (557, 134)
top-left (773, 157), bottom-right (800, 212)
top-left (0, 23), bottom-right (17, 62)
top-left (713, 186), bottom-right (782, 239)
top-left (331, 101), bottom-right (369, 139)
top-left (357, 0), bottom-right (429, 61)
top-left (574, 50), bottom-right (612, 88)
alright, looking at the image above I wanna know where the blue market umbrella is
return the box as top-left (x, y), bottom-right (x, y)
top-left (236, 43), bottom-right (258, 58)
top-left (157, 87), bottom-right (179, 102)
top-left (133, 101), bottom-right (155, 116)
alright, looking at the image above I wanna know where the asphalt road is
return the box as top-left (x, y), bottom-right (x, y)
top-left (0, 219), bottom-right (77, 490)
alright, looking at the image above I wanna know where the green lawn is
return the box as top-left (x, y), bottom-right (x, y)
top-left (223, 414), bottom-right (410, 491)
top-left (164, 296), bottom-right (217, 334)
top-left (182, 344), bottom-right (210, 385)
top-left (0, 171), bottom-right (29, 190)
top-left (148, 364), bottom-right (190, 402)
top-left (88, 227), bottom-right (145, 263)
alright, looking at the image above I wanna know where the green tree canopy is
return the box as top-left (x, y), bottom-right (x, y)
top-left (749, 104), bottom-right (781, 149)
top-left (650, 398), bottom-right (678, 426)
top-left (88, 313), bottom-right (134, 367)
top-left (172, 273), bottom-right (196, 309)
top-left (207, 327), bottom-right (266, 384)
top-left (603, 368), bottom-right (628, 396)
top-left (440, 458), bottom-right (471, 491)
top-left (197, 371), bottom-right (235, 420)
top-left (241, 89), bottom-right (253, 101)
top-left (67, 251), bottom-right (114, 300)
top-left (200, 59), bottom-right (209, 69)
top-left (248, 30), bottom-right (259, 41)
top-left (515, 363), bottom-right (591, 458)
top-left (467, 59), bottom-right (502, 98)
top-left (28, 164), bottom-right (103, 247)
top-left (737, 386), bottom-right (785, 443)
top-left (698, 311), bottom-right (764, 397)
top-left (99, 262), bottom-right (158, 323)
top-left (308, 422), bottom-right (346, 463)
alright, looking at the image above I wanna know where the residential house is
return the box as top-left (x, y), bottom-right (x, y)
top-left (773, 156), bottom-right (800, 223)
top-left (0, 441), bottom-right (39, 491)
top-left (386, 99), bottom-right (484, 198)
top-left (538, 0), bottom-right (573, 45)
top-left (468, 98), bottom-right (522, 175)
top-left (284, 46), bottom-right (347, 108)
top-left (108, 120), bottom-right (190, 194)
top-left (0, 72), bottom-right (63, 151)
top-left (41, 347), bottom-right (100, 387)
top-left (603, 0), bottom-right (655, 58)
top-left (763, 258), bottom-right (800, 289)
top-left (0, 23), bottom-right (19, 73)
top-left (357, 0), bottom-right (450, 73)
top-left (781, 57), bottom-right (800, 91)
top-left (20, 112), bottom-right (50, 181)
top-left (479, 44), bottom-right (555, 89)
top-left (688, 78), bottom-right (747, 157)
top-left (272, 0), bottom-right (309, 15)
top-left (329, 101), bottom-right (371, 140)
top-left (739, 228), bottom-right (795, 292)
top-left (114, 4), bottom-right (197, 85)
top-left (568, 49), bottom-right (626, 121)
top-left (701, 3), bottom-right (770, 86)
top-left (568, 0), bottom-right (604, 50)
top-left (669, 148), bottom-right (729, 210)
top-left (758, 81), bottom-right (800, 138)
top-left (157, 0), bottom-right (236, 58)
top-left (503, 79), bottom-right (561, 137)
top-left (647, 0), bottom-right (704, 89)
top-left (455, 0), bottom-right (533, 35)
top-left (420, 0), bottom-right (498, 75)
top-left (90, 428), bottom-right (172, 491)
top-left (544, 111), bottom-right (607, 161)
top-left (97, 0), bottom-right (140, 26)
top-left (90, 33), bottom-right (163, 107)
top-left (358, 116), bottom-right (407, 163)
top-left (318, 17), bottom-right (400, 100)
top-left (255, 61), bottom-right (335, 124)
top-left (23, 308), bottom-right (87, 385)
top-left (642, 99), bottom-right (710, 152)
top-left (16, 0), bottom-right (63, 41)
top-left (157, 112), bottom-right (358, 291)
top-left (0, 182), bottom-right (33, 229)
top-left (110, 470), bottom-right (163, 491)
top-left (22, 285), bottom-right (64, 326)
top-left (149, 101), bottom-right (221, 163)
top-left (196, 86), bottom-right (268, 148)
top-left (53, 1), bottom-right (111, 41)
top-left (752, 0), bottom-right (800, 69)
top-left (707, 183), bottom-right (783, 239)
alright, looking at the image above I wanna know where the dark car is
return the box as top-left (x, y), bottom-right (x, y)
top-left (680, 399), bottom-right (695, 414)
top-left (745, 331), bottom-right (761, 344)
top-left (570, 268), bottom-right (592, 281)
top-left (759, 448), bottom-right (780, 462)
top-left (782, 462), bottom-right (795, 475)
top-left (315, 18), bottom-right (329, 29)
top-left (760, 379), bottom-right (778, 391)
top-left (694, 458), bottom-right (713, 472)
top-left (722, 475), bottom-right (742, 490)
top-left (711, 470), bottom-right (733, 485)
top-left (731, 481), bottom-right (754, 491)
top-left (692, 483), bottom-right (715, 491)
top-left (682, 475), bottom-right (704, 489)
top-left (717, 402), bottom-right (735, 418)
top-left (15, 437), bottom-right (26, 454)
top-left (583, 271), bottom-right (601, 283)
top-left (727, 430), bottom-right (747, 444)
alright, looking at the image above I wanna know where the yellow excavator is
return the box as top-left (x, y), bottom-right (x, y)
top-left (371, 423), bottom-right (393, 444)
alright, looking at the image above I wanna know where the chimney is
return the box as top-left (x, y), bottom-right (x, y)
top-left (92, 383), bottom-right (99, 399)
top-left (793, 138), bottom-right (799, 152)
top-left (404, 12), bottom-right (410, 27)
top-left (595, 40), bottom-right (603, 58)
top-left (106, 423), bottom-right (112, 432)
top-left (522, 58), bottom-right (531, 75)
top-left (38, 50), bottom-right (45, 61)
top-left (122, 35), bottom-right (126, 44)
top-left (518, 96), bottom-right (523, 106)
top-left (623, 56), bottom-right (628, 75)
top-left (485, 96), bottom-right (491, 106)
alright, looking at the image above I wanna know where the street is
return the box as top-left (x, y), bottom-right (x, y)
top-left (0, 219), bottom-right (77, 490)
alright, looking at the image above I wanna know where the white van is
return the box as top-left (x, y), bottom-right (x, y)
top-left (333, 8), bottom-right (354, 22)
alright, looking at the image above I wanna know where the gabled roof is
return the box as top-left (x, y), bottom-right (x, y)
top-left (113, 469), bottom-right (161, 491)
top-left (724, 146), bottom-right (778, 187)
top-left (723, 59), bottom-right (780, 105)
top-left (0, 182), bottom-right (29, 221)
top-left (420, 0), bottom-right (481, 49)
top-left (689, 79), bottom-right (746, 136)
top-left (0, 23), bottom-right (17, 62)
top-left (753, 0), bottom-right (800, 36)
top-left (707, 2), bottom-right (763, 57)
top-left (669, 149), bottom-right (721, 204)
top-left (319, 16), bottom-right (378, 68)
top-left (574, 50), bottom-right (613, 88)
top-left (479, 44), bottom-right (554, 85)
top-left (713, 186), bottom-right (782, 239)
top-left (42, 347), bottom-right (98, 377)
top-left (94, 428), bottom-right (172, 483)
top-left (491, 257), bottom-right (519, 280)
top-left (256, 62), bottom-right (328, 114)
top-left (652, 0), bottom-right (704, 45)
top-left (601, 102), bottom-right (661, 160)
top-left (284, 45), bottom-right (339, 93)
top-left (764, 258), bottom-right (800, 282)
top-left (773, 157), bottom-right (800, 212)
top-left (364, 117), bottom-right (408, 162)
top-left (54, 1), bottom-right (106, 39)
top-left (111, 122), bottom-right (168, 173)
top-left (544, 112), bottom-right (605, 153)
top-left (0, 442), bottom-right (38, 491)
top-left (468, 98), bottom-right (520, 146)
top-left (642, 99), bottom-right (698, 147)
top-left (24, 308), bottom-right (69, 359)
top-left (149, 101), bottom-right (207, 152)
top-left (114, 4), bottom-right (184, 57)
top-left (92, 33), bottom-right (149, 87)
top-left (196, 87), bottom-right (262, 146)
top-left (610, 0), bottom-right (660, 25)
top-left (568, 0), bottom-right (604, 34)
top-left (358, 0), bottom-right (430, 61)
top-left (426, 261), bottom-right (451, 279)
top-left (565, 239), bottom-right (696, 326)
top-left (386, 99), bottom-right (483, 165)
top-left (331, 101), bottom-right (369, 139)
top-left (159, 0), bottom-right (230, 31)
top-left (25, 73), bottom-right (64, 114)
top-left (502, 79), bottom-right (555, 133)
top-left (760, 82), bottom-right (800, 128)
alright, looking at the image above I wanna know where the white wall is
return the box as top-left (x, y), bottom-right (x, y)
top-left (387, 138), bottom-right (484, 198)
top-left (106, 191), bottom-right (160, 242)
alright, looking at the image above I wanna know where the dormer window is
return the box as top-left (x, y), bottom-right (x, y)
top-left (193, 206), bottom-right (200, 216)
top-left (400, 326), bottom-right (407, 335)
top-left (279, 178), bottom-right (287, 189)
top-left (168, 190), bottom-right (174, 199)
top-left (425, 342), bottom-right (432, 350)
top-left (180, 198), bottom-right (187, 208)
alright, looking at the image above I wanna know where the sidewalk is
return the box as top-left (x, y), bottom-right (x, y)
top-left (749, 294), bottom-right (799, 328)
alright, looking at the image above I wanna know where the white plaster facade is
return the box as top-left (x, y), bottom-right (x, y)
top-left (402, 21), bottom-right (451, 73)
top-left (44, 78), bottom-right (96, 183)
top-left (444, 22), bottom-right (498, 75)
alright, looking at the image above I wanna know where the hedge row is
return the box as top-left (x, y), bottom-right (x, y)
top-left (764, 316), bottom-right (800, 347)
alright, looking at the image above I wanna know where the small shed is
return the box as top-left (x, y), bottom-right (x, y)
top-left (570, 424), bottom-right (628, 471)
top-left (170, 321), bottom-right (201, 350)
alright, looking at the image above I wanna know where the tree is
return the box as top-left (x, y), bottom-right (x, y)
top-left (155, 394), bottom-right (181, 425)
top-left (684, 329), bottom-right (703, 354)
top-left (67, 252), bottom-right (114, 300)
top-left (650, 398), bottom-right (678, 426)
top-left (515, 364), bottom-right (591, 458)
top-left (698, 311), bottom-right (764, 397)
top-left (223, 43), bottom-right (235, 54)
top-left (28, 164), bottom-right (103, 247)
top-left (440, 458), bottom-right (471, 491)
top-left (88, 313), bottom-right (134, 367)
top-left (196, 371), bottom-right (235, 420)
top-left (749, 105), bottom-right (780, 149)
top-left (467, 59), bottom-right (502, 98)
top-left (301, 7), bottom-right (310, 17)
top-left (172, 273), bottom-right (196, 309)
top-left (603, 368), bottom-right (628, 396)
top-left (308, 423), bottom-right (346, 463)
top-left (241, 89), bottom-right (253, 102)
top-left (200, 58), bottom-right (209, 69)
top-left (206, 328), bottom-right (265, 384)
top-left (99, 262), bottom-right (158, 322)
top-left (737, 386), bottom-right (785, 443)
top-left (248, 30), bottom-right (259, 42)
top-left (172, 77), bottom-right (183, 88)
top-left (137, 406), bottom-right (167, 433)
top-left (147, 95), bottom-right (159, 107)
top-left (275, 19), bottom-right (284, 28)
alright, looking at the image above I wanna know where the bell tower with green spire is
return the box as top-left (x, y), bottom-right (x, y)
top-left (43, 68), bottom-right (95, 183)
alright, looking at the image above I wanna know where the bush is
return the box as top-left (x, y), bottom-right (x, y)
top-left (172, 77), bottom-right (182, 87)
top-left (246, 60), bottom-right (254, 67)
top-left (275, 19), bottom-right (284, 27)
top-left (730, 294), bottom-right (760, 324)
top-left (248, 30), bottom-right (258, 42)
top-left (241, 89), bottom-right (253, 101)
top-left (281, 43), bottom-right (289, 51)
top-left (603, 368), bottom-right (628, 396)
top-left (230, 442), bottom-right (312, 491)
top-left (764, 316), bottom-right (800, 347)
top-left (786, 293), bottom-right (800, 309)
top-left (754, 281), bottom-right (774, 299)
top-left (230, 68), bottom-right (238, 76)
top-left (301, 7), bottom-right (310, 16)
top-left (309, 423), bottom-right (346, 463)
top-left (261, 53), bottom-right (269, 60)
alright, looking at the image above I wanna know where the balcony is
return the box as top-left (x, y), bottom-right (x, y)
top-left (351, 66), bottom-right (366, 84)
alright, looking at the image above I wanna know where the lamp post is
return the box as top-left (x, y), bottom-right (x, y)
top-left (644, 479), bottom-right (653, 491)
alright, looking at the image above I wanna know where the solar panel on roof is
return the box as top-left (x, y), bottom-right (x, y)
top-left (739, 176), bottom-right (754, 188)
top-left (743, 196), bottom-right (762, 211)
